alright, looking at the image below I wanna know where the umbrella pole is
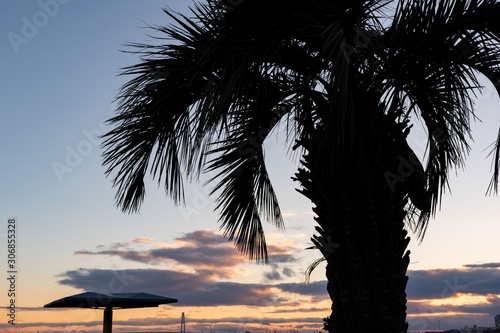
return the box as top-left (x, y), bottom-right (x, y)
top-left (103, 307), bottom-right (113, 333)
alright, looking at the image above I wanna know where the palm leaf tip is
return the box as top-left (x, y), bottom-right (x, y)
top-left (305, 257), bottom-right (325, 284)
top-left (224, 225), bottom-right (269, 263)
top-left (114, 165), bottom-right (147, 213)
top-left (487, 127), bottom-right (500, 195)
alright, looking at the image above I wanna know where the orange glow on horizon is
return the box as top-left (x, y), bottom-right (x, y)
top-left (0, 299), bottom-right (331, 333)
top-left (410, 293), bottom-right (496, 307)
top-left (429, 293), bottom-right (492, 306)
top-left (407, 311), bottom-right (472, 317)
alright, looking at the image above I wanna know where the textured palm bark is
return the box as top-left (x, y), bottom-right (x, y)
top-left (294, 111), bottom-right (415, 332)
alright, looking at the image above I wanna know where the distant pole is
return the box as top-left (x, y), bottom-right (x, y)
top-left (181, 312), bottom-right (186, 333)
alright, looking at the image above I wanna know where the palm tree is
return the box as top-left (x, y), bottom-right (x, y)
top-left (102, 0), bottom-right (500, 332)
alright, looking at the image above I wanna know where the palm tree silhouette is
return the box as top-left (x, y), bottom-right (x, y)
top-left (102, 1), bottom-right (500, 331)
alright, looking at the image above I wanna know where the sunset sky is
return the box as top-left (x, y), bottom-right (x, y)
top-left (1, 1), bottom-right (500, 332)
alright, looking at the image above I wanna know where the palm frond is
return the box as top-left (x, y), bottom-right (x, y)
top-left (305, 257), bottom-right (325, 284)
top-left (103, 0), bottom-right (500, 260)
top-left (366, 0), bottom-right (500, 237)
top-left (102, 1), bottom-right (327, 260)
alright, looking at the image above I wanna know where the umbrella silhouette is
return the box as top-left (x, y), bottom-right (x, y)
top-left (44, 291), bottom-right (178, 333)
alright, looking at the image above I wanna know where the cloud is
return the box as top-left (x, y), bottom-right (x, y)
top-left (404, 264), bottom-right (500, 330)
top-left (148, 245), bottom-right (244, 268)
top-left (172, 315), bottom-right (325, 325)
top-left (9, 314), bottom-right (325, 332)
top-left (56, 268), bottom-right (328, 307)
top-left (268, 307), bottom-right (328, 313)
top-left (57, 268), bottom-right (208, 295)
top-left (406, 312), bottom-right (494, 332)
top-left (267, 243), bottom-right (299, 263)
top-left (75, 248), bottom-right (152, 263)
top-left (283, 267), bottom-right (295, 277)
top-left (264, 270), bottom-right (282, 281)
top-left (263, 266), bottom-right (297, 282)
top-left (175, 229), bottom-right (225, 246)
top-left (406, 266), bottom-right (500, 300)
top-left (131, 237), bottom-right (155, 243)
top-left (110, 240), bottom-right (129, 249)
top-left (69, 228), bottom-right (500, 331)
top-left (75, 229), bottom-right (300, 281)
top-left (51, 256), bottom-right (500, 332)
top-left (64, 228), bottom-right (309, 312)
top-left (0, 320), bottom-right (104, 329)
top-left (75, 229), bottom-right (247, 270)
top-left (407, 295), bottom-right (500, 316)
top-left (464, 262), bottom-right (500, 269)
top-left (276, 281), bottom-right (327, 297)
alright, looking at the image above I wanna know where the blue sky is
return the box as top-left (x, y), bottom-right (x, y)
top-left (1, 1), bottom-right (500, 332)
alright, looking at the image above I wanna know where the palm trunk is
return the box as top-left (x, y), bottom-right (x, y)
top-left (294, 110), bottom-right (416, 332)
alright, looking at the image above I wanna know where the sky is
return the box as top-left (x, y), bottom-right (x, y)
top-left (1, 1), bottom-right (500, 332)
